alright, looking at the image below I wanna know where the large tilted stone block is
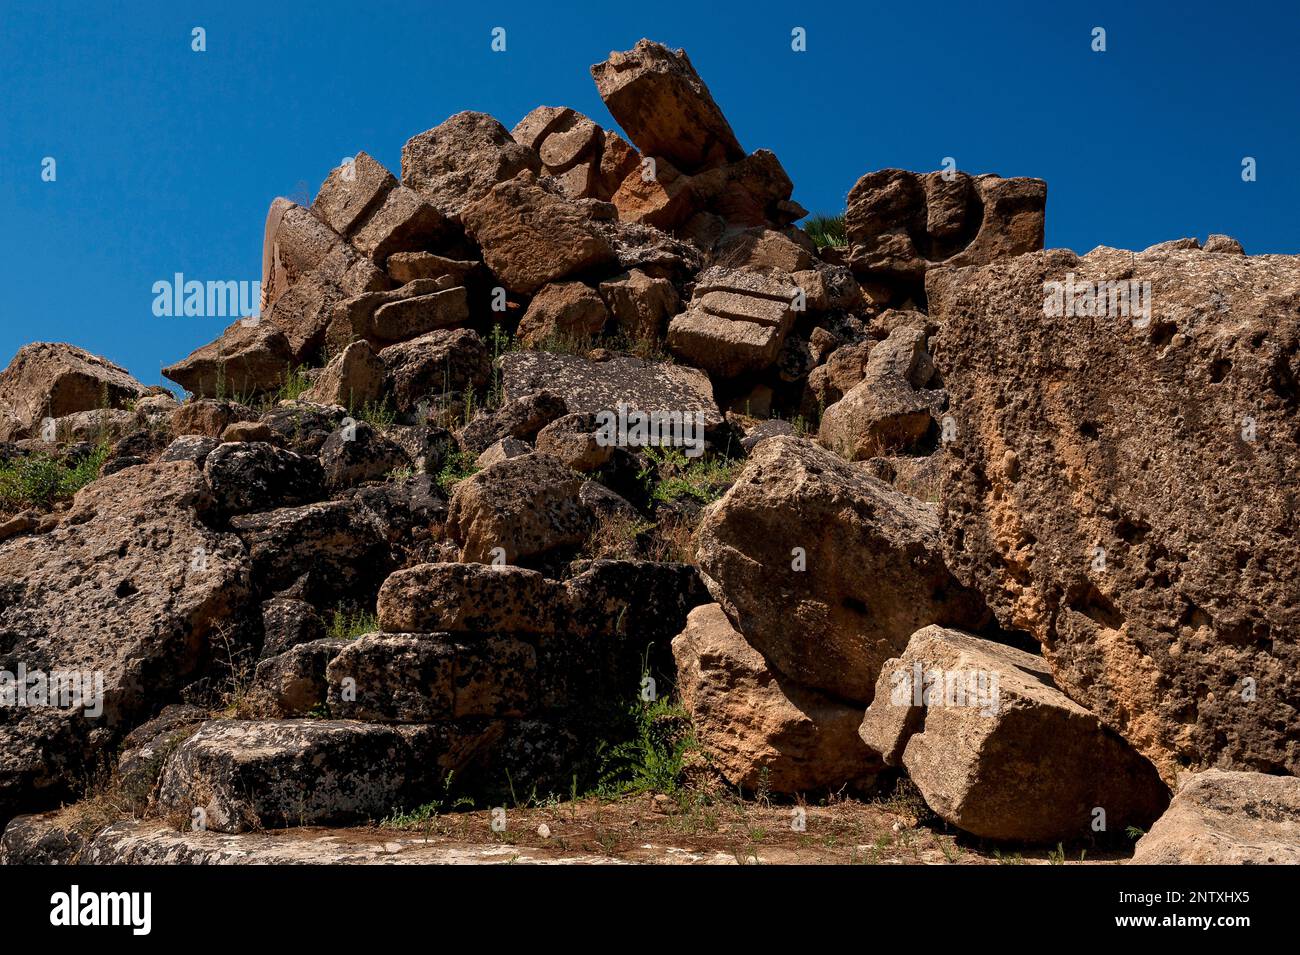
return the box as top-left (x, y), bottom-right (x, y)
top-left (501, 350), bottom-right (722, 431)
top-left (512, 106), bottom-right (636, 203)
top-left (162, 319), bottom-right (293, 398)
top-left (860, 626), bottom-right (1168, 843)
top-left (460, 172), bottom-right (617, 295)
top-left (401, 111), bottom-right (540, 220)
top-left (313, 152), bottom-right (395, 234)
top-left (260, 199), bottom-right (344, 312)
top-left (694, 437), bottom-right (990, 704)
top-left (0, 463), bottom-right (250, 824)
top-left (314, 151), bottom-right (450, 267)
top-left (930, 244), bottom-right (1300, 782)
top-left (673, 604), bottom-right (880, 793)
top-left (0, 343), bottom-right (147, 440)
top-left (590, 39), bottom-right (744, 174)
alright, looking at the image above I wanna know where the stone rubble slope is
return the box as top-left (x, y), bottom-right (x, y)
top-left (0, 38), bottom-right (1293, 863)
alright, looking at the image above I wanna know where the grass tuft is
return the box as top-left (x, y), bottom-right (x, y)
top-left (350, 396), bottom-right (399, 430)
top-left (275, 365), bottom-right (315, 403)
top-left (326, 608), bottom-right (377, 641)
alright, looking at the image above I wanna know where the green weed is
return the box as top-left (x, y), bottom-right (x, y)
top-left (0, 443), bottom-right (109, 511)
top-left (593, 693), bottom-right (695, 798)
top-left (638, 447), bottom-right (740, 506)
top-left (350, 397), bottom-right (399, 430)
top-left (435, 448), bottom-right (480, 492)
top-left (275, 365), bottom-right (314, 403)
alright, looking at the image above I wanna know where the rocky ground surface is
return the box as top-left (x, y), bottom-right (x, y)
top-left (3, 789), bottom-right (1131, 865)
top-left (0, 39), bottom-right (1295, 865)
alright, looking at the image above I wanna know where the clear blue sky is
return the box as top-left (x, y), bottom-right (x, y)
top-left (2, 0), bottom-right (1296, 386)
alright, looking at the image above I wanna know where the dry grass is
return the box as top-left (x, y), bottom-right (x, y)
top-left (584, 510), bottom-right (656, 561)
top-left (584, 509), bottom-right (698, 564)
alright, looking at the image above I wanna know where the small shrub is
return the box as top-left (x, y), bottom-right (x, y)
top-left (894, 466), bottom-right (942, 505)
top-left (351, 397), bottom-right (398, 430)
top-left (63, 445), bottom-right (109, 491)
top-left (584, 510), bottom-right (657, 561)
top-left (0, 456), bottom-right (62, 510)
top-left (527, 329), bottom-right (595, 358)
top-left (638, 447), bottom-right (740, 506)
top-left (790, 414), bottom-right (814, 438)
top-left (275, 365), bottom-right (314, 403)
top-left (0, 443), bottom-right (109, 511)
top-left (210, 360), bottom-right (266, 410)
top-left (603, 332), bottom-right (673, 364)
top-left (436, 448), bottom-right (479, 492)
top-left (208, 625), bottom-right (267, 720)
top-left (61, 725), bottom-right (198, 836)
top-left (487, 323), bottom-right (515, 409)
top-left (380, 773), bottom-right (473, 830)
top-left (803, 212), bottom-right (846, 250)
top-left (646, 513), bottom-right (698, 564)
top-left (872, 775), bottom-right (941, 828)
top-left (585, 509), bottom-right (697, 564)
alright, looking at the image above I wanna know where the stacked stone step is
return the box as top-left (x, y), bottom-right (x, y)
top-left (667, 267), bottom-right (799, 377)
top-left (153, 561), bottom-right (707, 833)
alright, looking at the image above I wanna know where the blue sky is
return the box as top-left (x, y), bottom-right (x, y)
top-left (2, 0), bottom-right (1296, 385)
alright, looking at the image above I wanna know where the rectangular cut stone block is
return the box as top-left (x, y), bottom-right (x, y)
top-left (313, 151), bottom-right (397, 237)
top-left (667, 308), bottom-right (782, 377)
top-left (349, 185), bottom-right (448, 266)
top-left (697, 290), bottom-right (791, 327)
top-left (860, 626), bottom-right (1168, 843)
top-left (370, 287), bottom-right (470, 341)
